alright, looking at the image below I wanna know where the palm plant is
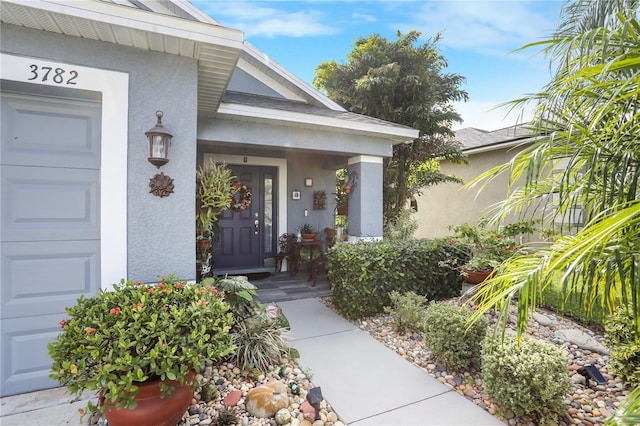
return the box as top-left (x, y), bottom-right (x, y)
top-left (465, 1), bottom-right (639, 424)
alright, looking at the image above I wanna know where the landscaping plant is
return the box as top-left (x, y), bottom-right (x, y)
top-left (605, 304), bottom-right (640, 386)
top-left (329, 239), bottom-right (468, 319)
top-left (384, 290), bottom-right (427, 334)
top-left (48, 274), bottom-right (234, 418)
top-left (422, 302), bottom-right (487, 369)
top-left (481, 335), bottom-right (570, 426)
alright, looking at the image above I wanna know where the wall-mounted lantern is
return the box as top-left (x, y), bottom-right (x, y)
top-left (145, 110), bottom-right (172, 168)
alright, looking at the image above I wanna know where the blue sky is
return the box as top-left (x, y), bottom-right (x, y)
top-left (192, 0), bottom-right (564, 131)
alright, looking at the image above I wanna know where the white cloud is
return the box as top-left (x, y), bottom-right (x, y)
top-left (192, 1), bottom-right (337, 37)
top-left (352, 12), bottom-right (377, 23)
top-left (452, 100), bottom-right (535, 131)
top-left (394, 1), bottom-right (560, 57)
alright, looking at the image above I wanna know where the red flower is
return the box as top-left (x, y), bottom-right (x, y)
top-left (59, 319), bottom-right (67, 328)
top-left (450, 239), bottom-right (457, 244)
top-left (147, 288), bottom-right (154, 295)
top-left (109, 307), bottom-right (121, 315)
top-left (135, 280), bottom-right (143, 286)
top-left (158, 283), bottom-right (164, 289)
top-left (176, 283), bottom-right (184, 290)
top-left (86, 327), bottom-right (96, 335)
top-left (198, 300), bottom-right (206, 307)
top-left (213, 289), bottom-right (221, 297)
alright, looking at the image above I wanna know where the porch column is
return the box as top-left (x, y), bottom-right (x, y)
top-left (347, 155), bottom-right (384, 242)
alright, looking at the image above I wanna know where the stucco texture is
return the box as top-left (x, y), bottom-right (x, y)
top-left (2, 24), bottom-right (198, 282)
top-left (415, 145), bottom-right (528, 239)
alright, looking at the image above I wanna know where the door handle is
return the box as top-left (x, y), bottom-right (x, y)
top-left (254, 219), bottom-right (259, 235)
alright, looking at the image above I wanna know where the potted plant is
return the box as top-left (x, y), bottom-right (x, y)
top-left (196, 161), bottom-right (237, 241)
top-left (48, 274), bottom-right (235, 425)
top-left (297, 223), bottom-right (317, 241)
top-left (196, 161), bottom-right (237, 277)
top-left (449, 219), bottom-right (536, 284)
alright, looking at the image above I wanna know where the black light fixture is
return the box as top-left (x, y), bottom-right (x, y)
top-left (578, 365), bottom-right (607, 386)
top-left (145, 110), bottom-right (173, 168)
top-left (306, 387), bottom-right (323, 420)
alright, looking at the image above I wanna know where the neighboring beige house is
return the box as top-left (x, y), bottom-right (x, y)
top-left (415, 124), bottom-right (533, 239)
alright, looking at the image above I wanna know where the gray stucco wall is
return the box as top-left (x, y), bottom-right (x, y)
top-left (286, 154), bottom-right (339, 237)
top-left (2, 24), bottom-right (198, 283)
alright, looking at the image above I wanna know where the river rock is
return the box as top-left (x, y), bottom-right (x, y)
top-left (555, 329), bottom-right (610, 354)
top-left (533, 311), bottom-right (556, 327)
top-left (245, 382), bottom-right (289, 418)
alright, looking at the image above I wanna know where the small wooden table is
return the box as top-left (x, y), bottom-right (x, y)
top-left (295, 240), bottom-right (323, 283)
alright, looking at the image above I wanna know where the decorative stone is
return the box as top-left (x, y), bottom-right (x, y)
top-left (224, 390), bottom-right (243, 407)
top-left (555, 329), bottom-right (610, 355)
top-left (300, 400), bottom-right (315, 415)
top-left (275, 408), bottom-right (292, 425)
top-left (327, 412), bottom-right (338, 423)
top-left (533, 311), bottom-right (555, 327)
top-left (246, 382), bottom-right (289, 418)
top-left (571, 374), bottom-right (587, 385)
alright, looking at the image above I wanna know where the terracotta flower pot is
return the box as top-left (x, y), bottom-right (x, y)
top-left (302, 233), bottom-right (316, 242)
top-left (461, 267), bottom-right (494, 284)
top-left (103, 372), bottom-right (195, 426)
top-left (197, 239), bottom-right (211, 250)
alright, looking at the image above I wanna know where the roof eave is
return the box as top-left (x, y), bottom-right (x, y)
top-left (0, 0), bottom-right (244, 113)
top-left (217, 102), bottom-right (419, 143)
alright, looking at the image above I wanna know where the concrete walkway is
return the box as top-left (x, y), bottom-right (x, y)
top-left (279, 298), bottom-right (503, 425)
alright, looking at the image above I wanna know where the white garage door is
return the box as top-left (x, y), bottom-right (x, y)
top-left (0, 83), bottom-right (101, 396)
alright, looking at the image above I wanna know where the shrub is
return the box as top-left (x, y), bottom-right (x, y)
top-left (204, 276), bottom-right (294, 372)
top-left (384, 290), bottom-right (427, 333)
top-left (481, 335), bottom-right (570, 425)
top-left (384, 207), bottom-right (419, 241)
top-left (231, 313), bottom-right (291, 372)
top-left (328, 238), bottom-right (469, 319)
top-left (423, 302), bottom-right (487, 369)
top-left (605, 304), bottom-right (640, 386)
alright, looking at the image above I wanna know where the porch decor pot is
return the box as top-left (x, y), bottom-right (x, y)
top-left (461, 266), bottom-right (494, 284)
top-left (48, 274), bottom-right (235, 422)
top-left (102, 370), bottom-right (196, 426)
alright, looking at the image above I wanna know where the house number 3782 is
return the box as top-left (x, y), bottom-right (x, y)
top-left (27, 64), bottom-right (78, 85)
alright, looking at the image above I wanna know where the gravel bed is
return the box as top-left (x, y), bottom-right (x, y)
top-left (321, 296), bottom-right (632, 426)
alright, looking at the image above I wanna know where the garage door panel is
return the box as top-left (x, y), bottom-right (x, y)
top-left (1, 166), bottom-right (99, 242)
top-left (1, 94), bottom-right (100, 168)
top-left (0, 314), bottom-right (62, 395)
top-left (1, 241), bottom-right (99, 319)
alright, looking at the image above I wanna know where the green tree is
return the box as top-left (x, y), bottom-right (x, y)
top-left (314, 31), bottom-right (468, 223)
top-left (466, 1), bottom-right (639, 424)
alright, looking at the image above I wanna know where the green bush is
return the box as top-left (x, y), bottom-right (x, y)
top-left (384, 291), bottom-right (427, 333)
top-left (328, 238), bottom-right (469, 320)
top-left (481, 335), bottom-right (570, 426)
top-left (231, 313), bottom-right (291, 372)
top-left (605, 304), bottom-right (640, 386)
top-left (423, 302), bottom-right (487, 369)
top-left (203, 276), bottom-right (294, 372)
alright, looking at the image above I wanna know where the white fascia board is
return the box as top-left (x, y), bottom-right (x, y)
top-left (217, 102), bottom-right (419, 141)
top-left (236, 58), bottom-right (306, 102)
top-left (9, 0), bottom-right (244, 49)
top-left (464, 138), bottom-right (534, 155)
top-left (242, 41), bottom-right (346, 112)
top-left (166, 0), bottom-right (221, 25)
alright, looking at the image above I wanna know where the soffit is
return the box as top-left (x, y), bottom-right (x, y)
top-left (0, 0), bottom-right (243, 113)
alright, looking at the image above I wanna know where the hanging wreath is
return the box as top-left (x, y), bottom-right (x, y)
top-left (230, 181), bottom-right (252, 211)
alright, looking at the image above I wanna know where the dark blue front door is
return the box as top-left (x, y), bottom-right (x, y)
top-left (213, 165), bottom-right (277, 270)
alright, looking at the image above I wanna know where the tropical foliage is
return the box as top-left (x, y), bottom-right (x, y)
top-left (314, 31), bottom-right (468, 224)
top-left (465, 1), bottom-right (639, 423)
